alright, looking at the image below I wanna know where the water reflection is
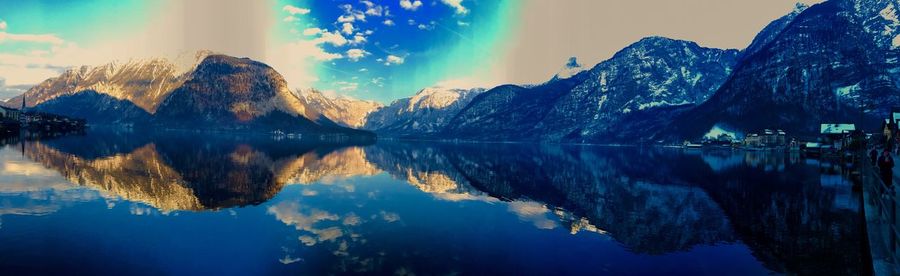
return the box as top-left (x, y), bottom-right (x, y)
top-left (363, 142), bottom-right (864, 274)
top-left (0, 132), bottom-right (865, 275)
top-left (5, 131), bottom-right (375, 212)
top-left (366, 143), bottom-right (737, 254)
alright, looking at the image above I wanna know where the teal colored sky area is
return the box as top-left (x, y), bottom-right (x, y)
top-left (0, 0), bottom-right (154, 45)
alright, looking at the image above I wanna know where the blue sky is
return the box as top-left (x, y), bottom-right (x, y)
top-left (0, 0), bottom-right (819, 103)
top-left (278, 0), bottom-right (517, 101)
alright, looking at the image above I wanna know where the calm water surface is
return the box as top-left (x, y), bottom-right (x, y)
top-left (0, 130), bottom-right (865, 275)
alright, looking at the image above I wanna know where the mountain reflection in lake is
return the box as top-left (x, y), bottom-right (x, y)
top-left (0, 131), bottom-right (864, 275)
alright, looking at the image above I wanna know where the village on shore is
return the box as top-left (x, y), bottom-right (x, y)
top-left (0, 100), bottom-right (86, 136)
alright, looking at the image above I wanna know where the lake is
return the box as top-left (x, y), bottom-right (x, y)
top-left (0, 130), bottom-right (866, 275)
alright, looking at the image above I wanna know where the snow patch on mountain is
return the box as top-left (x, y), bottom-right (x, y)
top-left (882, 4), bottom-right (900, 47)
top-left (297, 88), bottom-right (383, 128)
top-left (406, 87), bottom-right (468, 111)
top-left (365, 86), bottom-right (486, 135)
top-left (835, 83), bottom-right (862, 98)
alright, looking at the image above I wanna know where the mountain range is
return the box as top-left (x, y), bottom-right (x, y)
top-left (6, 0), bottom-right (899, 143)
top-left (364, 87), bottom-right (486, 136)
top-left (5, 52), bottom-right (372, 139)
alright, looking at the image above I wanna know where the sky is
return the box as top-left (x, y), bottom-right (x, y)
top-left (0, 0), bottom-right (823, 103)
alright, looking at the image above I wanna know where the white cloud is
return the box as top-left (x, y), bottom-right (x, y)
top-left (0, 32), bottom-right (65, 45)
top-left (417, 21), bottom-right (436, 31)
top-left (314, 30), bottom-right (348, 47)
top-left (0, 79), bottom-right (31, 100)
top-left (338, 4), bottom-right (366, 22)
top-left (440, 0), bottom-right (468, 15)
top-left (335, 81), bottom-right (359, 91)
top-left (380, 211), bottom-right (400, 222)
top-left (361, 1), bottom-right (384, 16)
top-left (346, 49), bottom-right (371, 61)
top-left (279, 255), bottom-right (302, 264)
top-left (383, 19), bottom-right (395, 26)
top-left (0, 53), bottom-right (68, 85)
top-left (370, 77), bottom-right (385, 87)
top-left (283, 15), bottom-right (298, 22)
top-left (337, 15), bottom-right (356, 23)
top-left (365, 6), bottom-right (384, 16)
top-left (350, 34), bottom-right (367, 45)
top-left (384, 55), bottom-right (404, 66)
top-left (0, 20), bottom-right (6, 31)
top-left (267, 201), bottom-right (338, 232)
top-left (457, 20), bottom-right (470, 27)
top-left (283, 5), bottom-right (310, 15)
top-left (298, 235), bottom-right (317, 246)
top-left (283, 40), bottom-right (342, 61)
top-left (407, 19), bottom-right (416, 25)
top-left (507, 201), bottom-right (557, 230)
top-left (400, 0), bottom-right (423, 11)
top-left (358, 68), bottom-right (368, 72)
top-left (341, 23), bottom-right (355, 35)
top-left (302, 28), bottom-right (322, 36)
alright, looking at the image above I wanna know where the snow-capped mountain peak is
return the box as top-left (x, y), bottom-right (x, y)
top-left (364, 86), bottom-right (486, 135)
top-left (407, 87), bottom-right (475, 111)
top-left (5, 50), bottom-right (215, 113)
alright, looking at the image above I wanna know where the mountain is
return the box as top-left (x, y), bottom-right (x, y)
top-left (296, 88), bottom-right (383, 128)
top-left (444, 37), bottom-right (739, 141)
top-left (153, 55), bottom-right (364, 135)
top-left (6, 52), bottom-right (371, 137)
top-left (738, 3), bottom-right (808, 62)
top-left (31, 90), bottom-right (152, 124)
top-left (540, 37), bottom-right (739, 142)
top-left (667, 0), bottom-right (900, 140)
top-left (444, 78), bottom-right (586, 140)
top-left (364, 87), bottom-right (486, 136)
top-left (5, 51), bottom-right (210, 113)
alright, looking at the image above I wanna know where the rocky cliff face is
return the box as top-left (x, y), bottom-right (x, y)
top-left (669, 0), bottom-right (900, 139)
top-left (542, 37), bottom-right (739, 142)
top-left (365, 87), bottom-right (486, 136)
top-left (153, 55), bottom-right (366, 134)
top-left (297, 89), bottom-right (382, 128)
